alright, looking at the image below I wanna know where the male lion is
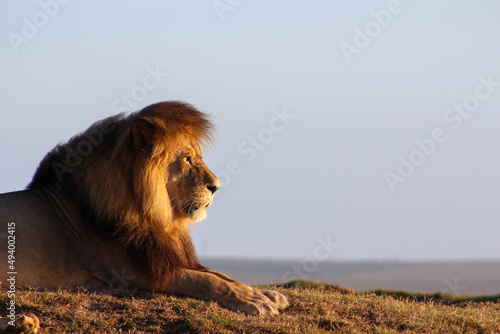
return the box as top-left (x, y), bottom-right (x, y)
top-left (0, 102), bottom-right (288, 329)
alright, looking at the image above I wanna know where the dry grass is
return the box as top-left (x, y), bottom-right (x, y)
top-left (1, 281), bottom-right (499, 333)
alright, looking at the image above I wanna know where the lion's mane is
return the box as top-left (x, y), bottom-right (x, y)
top-left (27, 101), bottom-right (214, 288)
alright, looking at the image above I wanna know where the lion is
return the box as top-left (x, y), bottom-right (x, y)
top-left (0, 102), bottom-right (288, 330)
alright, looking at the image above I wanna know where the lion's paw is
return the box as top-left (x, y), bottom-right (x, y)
top-left (223, 283), bottom-right (289, 316)
top-left (261, 289), bottom-right (290, 309)
top-left (0, 313), bottom-right (40, 334)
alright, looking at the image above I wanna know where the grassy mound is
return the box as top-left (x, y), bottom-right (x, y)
top-left (1, 281), bottom-right (499, 333)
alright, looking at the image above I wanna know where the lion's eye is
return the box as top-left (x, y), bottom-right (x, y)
top-left (185, 156), bottom-right (193, 164)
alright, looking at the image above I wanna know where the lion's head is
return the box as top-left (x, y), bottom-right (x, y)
top-left (125, 102), bottom-right (220, 226)
top-left (28, 101), bottom-right (219, 286)
top-left (30, 101), bottom-right (219, 226)
top-left (128, 102), bottom-right (220, 226)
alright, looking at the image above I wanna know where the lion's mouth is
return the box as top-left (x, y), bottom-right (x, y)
top-left (182, 204), bottom-right (200, 214)
top-left (181, 200), bottom-right (212, 215)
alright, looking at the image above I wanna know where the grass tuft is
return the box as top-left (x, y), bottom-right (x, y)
top-left (1, 281), bottom-right (499, 333)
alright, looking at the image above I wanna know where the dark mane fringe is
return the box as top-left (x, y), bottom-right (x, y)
top-left (27, 101), bottom-right (213, 288)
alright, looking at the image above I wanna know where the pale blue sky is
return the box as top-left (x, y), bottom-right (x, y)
top-left (1, 1), bottom-right (500, 261)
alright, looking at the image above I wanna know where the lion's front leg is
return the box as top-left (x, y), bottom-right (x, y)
top-left (199, 268), bottom-right (238, 282)
top-left (167, 268), bottom-right (288, 315)
top-left (200, 268), bottom-right (289, 310)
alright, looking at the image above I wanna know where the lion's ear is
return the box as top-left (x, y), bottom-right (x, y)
top-left (131, 119), bottom-right (156, 152)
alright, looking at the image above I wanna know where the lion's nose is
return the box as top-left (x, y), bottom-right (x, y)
top-left (207, 183), bottom-right (219, 195)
